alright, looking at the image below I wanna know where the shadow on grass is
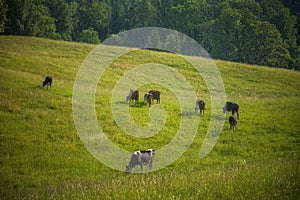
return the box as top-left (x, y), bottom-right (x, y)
top-left (30, 85), bottom-right (43, 89)
top-left (180, 112), bottom-right (198, 117)
top-left (114, 101), bottom-right (148, 108)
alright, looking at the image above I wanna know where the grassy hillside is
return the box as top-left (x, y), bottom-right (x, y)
top-left (0, 36), bottom-right (299, 199)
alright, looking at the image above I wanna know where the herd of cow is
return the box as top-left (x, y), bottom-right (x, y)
top-left (42, 77), bottom-right (240, 173)
top-left (124, 89), bottom-right (240, 173)
top-left (126, 89), bottom-right (161, 107)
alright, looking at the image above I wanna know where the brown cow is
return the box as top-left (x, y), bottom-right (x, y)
top-left (126, 89), bottom-right (139, 103)
top-left (229, 115), bottom-right (237, 131)
top-left (148, 90), bottom-right (160, 104)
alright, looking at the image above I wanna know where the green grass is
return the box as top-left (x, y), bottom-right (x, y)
top-left (0, 35), bottom-right (299, 199)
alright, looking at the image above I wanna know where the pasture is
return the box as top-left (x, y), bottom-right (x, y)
top-left (0, 36), bottom-right (299, 199)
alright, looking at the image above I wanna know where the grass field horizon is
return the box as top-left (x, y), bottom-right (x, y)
top-left (0, 35), bottom-right (299, 199)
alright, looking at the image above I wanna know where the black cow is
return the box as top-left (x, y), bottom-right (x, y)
top-left (43, 76), bottom-right (52, 90)
top-left (144, 93), bottom-right (153, 107)
top-left (229, 115), bottom-right (237, 131)
top-left (223, 101), bottom-right (239, 118)
top-left (126, 89), bottom-right (139, 103)
top-left (195, 99), bottom-right (205, 115)
top-left (148, 90), bottom-right (160, 104)
top-left (125, 149), bottom-right (155, 173)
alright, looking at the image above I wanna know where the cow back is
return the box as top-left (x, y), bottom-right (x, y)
top-left (148, 90), bottom-right (160, 103)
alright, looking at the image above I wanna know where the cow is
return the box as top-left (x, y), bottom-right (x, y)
top-left (195, 99), bottom-right (205, 115)
top-left (43, 76), bottom-right (52, 90)
top-left (144, 93), bottom-right (153, 107)
top-left (229, 115), bottom-right (237, 131)
top-left (223, 101), bottom-right (239, 118)
top-left (125, 149), bottom-right (155, 173)
top-left (148, 90), bottom-right (160, 104)
top-left (126, 89), bottom-right (139, 103)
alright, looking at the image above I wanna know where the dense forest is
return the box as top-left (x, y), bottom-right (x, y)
top-left (1, 0), bottom-right (299, 70)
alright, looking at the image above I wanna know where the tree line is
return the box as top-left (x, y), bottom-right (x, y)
top-left (1, 0), bottom-right (299, 70)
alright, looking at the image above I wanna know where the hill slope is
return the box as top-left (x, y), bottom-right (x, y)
top-left (0, 36), bottom-right (299, 199)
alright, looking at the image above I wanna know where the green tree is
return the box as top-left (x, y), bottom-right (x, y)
top-left (211, 0), bottom-right (263, 62)
top-left (36, 15), bottom-right (58, 39)
top-left (0, 0), bottom-right (8, 33)
top-left (124, 0), bottom-right (160, 28)
top-left (242, 21), bottom-right (292, 68)
top-left (268, 45), bottom-right (294, 68)
top-left (4, 0), bottom-right (57, 38)
top-left (166, 0), bottom-right (208, 39)
top-left (106, 0), bottom-right (126, 34)
top-left (145, 29), bottom-right (163, 50)
top-left (211, 7), bottom-right (242, 61)
top-left (76, 0), bottom-right (111, 41)
top-left (44, 0), bottom-right (74, 40)
top-left (79, 27), bottom-right (100, 44)
top-left (260, 0), bottom-right (299, 69)
top-left (165, 31), bottom-right (181, 52)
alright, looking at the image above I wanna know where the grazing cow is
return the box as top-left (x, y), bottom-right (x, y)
top-left (229, 115), bottom-right (237, 131)
top-left (43, 76), bottom-right (52, 90)
top-left (223, 101), bottom-right (239, 118)
top-left (148, 90), bottom-right (160, 104)
top-left (195, 99), bottom-right (205, 115)
top-left (144, 93), bottom-right (153, 107)
top-left (126, 149), bottom-right (155, 173)
top-left (126, 89), bottom-right (139, 103)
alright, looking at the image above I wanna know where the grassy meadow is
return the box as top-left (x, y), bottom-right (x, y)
top-left (0, 35), bottom-right (299, 199)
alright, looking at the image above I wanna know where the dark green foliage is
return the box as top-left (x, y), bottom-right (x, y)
top-left (44, 0), bottom-right (74, 40)
top-left (2, 0), bottom-right (300, 69)
top-left (0, 0), bottom-right (8, 33)
top-left (75, 0), bottom-right (111, 40)
top-left (4, 0), bottom-right (57, 38)
top-left (78, 27), bottom-right (100, 44)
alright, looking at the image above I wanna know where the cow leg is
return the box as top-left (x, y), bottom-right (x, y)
top-left (140, 164), bottom-right (143, 172)
top-left (149, 161), bottom-right (153, 171)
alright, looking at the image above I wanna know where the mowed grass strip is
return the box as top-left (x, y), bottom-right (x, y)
top-left (0, 36), bottom-right (299, 199)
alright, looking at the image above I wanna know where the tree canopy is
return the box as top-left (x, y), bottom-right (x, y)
top-left (2, 0), bottom-right (300, 70)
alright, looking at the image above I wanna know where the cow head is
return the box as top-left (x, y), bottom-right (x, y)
top-left (223, 102), bottom-right (229, 113)
top-left (125, 165), bottom-right (131, 173)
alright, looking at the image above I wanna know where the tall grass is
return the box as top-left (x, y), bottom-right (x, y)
top-left (0, 36), bottom-right (299, 199)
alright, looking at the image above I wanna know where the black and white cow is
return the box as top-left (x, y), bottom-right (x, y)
top-left (223, 101), bottom-right (239, 118)
top-left (144, 93), bottom-right (153, 107)
top-left (229, 115), bottom-right (237, 131)
top-left (43, 76), bottom-right (52, 90)
top-left (125, 149), bottom-right (155, 172)
top-left (126, 89), bottom-right (139, 103)
top-left (195, 99), bottom-right (205, 115)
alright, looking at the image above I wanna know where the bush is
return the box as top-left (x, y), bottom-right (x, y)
top-left (79, 27), bottom-right (100, 44)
